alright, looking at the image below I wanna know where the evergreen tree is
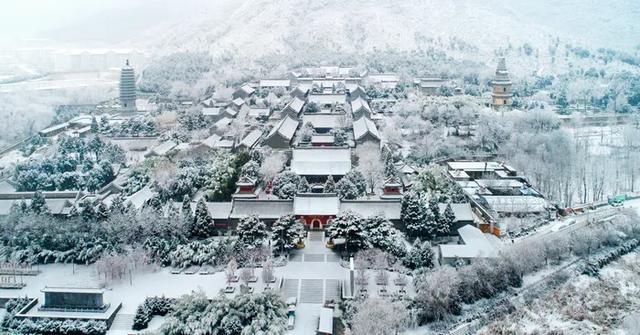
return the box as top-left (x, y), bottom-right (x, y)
top-left (181, 195), bottom-right (192, 227)
top-left (336, 178), bottom-right (359, 200)
top-left (110, 193), bottom-right (126, 215)
top-left (90, 116), bottom-right (98, 133)
top-left (271, 214), bottom-right (304, 254)
top-left (29, 190), bottom-right (48, 214)
top-left (405, 238), bottom-right (435, 269)
top-left (324, 175), bottom-right (336, 193)
top-left (428, 197), bottom-right (441, 237)
top-left (96, 202), bottom-right (109, 221)
top-left (364, 214), bottom-right (407, 258)
top-left (192, 199), bottom-right (214, 238)
top-left (439, 203), bottom-right (456, 236)
top-left (236, 215), bottom-right (268, 247)
top-left (271, 171), bottom-right (300, 199)
top-left (401, 191), bottom-right (427, 237)
top-left (297, 177), bottom-right (310, 193)
top-left (326, 210), bottom-right (367, 254)
top-left (80, 199), bottom-right (96, 222)
top-left (345, 170), bottom-right (367, 196)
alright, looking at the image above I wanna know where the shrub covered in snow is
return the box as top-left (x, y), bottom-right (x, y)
top-left (4, 318), bottom-right (108, 335)
top-left (160, 289), bottom-right (287, 335)
top-left (582, 238), bottom-right (640, 277)
top-left (132, 296), bottom-right (177, 330)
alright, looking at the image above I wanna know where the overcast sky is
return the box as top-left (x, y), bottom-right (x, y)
top-left (0, 0), bottom-right (230, 46)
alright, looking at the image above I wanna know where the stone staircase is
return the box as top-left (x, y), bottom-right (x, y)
top-left (110, 313), bottom-right (135, 331)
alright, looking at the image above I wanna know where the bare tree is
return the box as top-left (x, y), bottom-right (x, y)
top-left (225, 258), bottom-right (238, 285)
top-left (262, 259), bottom-right (275, 288)
top-left (351, 298), bottom-right (410, 335)
top-left (354, 142), bottom-right (384, 194)
top-left (259, 150), bottom-right (286, 185)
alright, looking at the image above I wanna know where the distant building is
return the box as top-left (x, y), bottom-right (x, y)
top-left (119, 60), bottom-right (136, 111)
top-left (439, 225), bottom-right (498, 265)
top-left (233, 84), bottom-right (255, 100)
top-left (491, 57), bottom-right (513, 109)
top-left (350, 97), bottom-right (372, 120)
top-left (15, 287), bottom-right (121, 329)
top-left (264, 116), bottom-right (299, 148)
top-left (290, 147), bottom-right (351, 182)
top-left (416, 78), bottom-right (445, 95)
top-left (352, 117), bottom-right (380, 145)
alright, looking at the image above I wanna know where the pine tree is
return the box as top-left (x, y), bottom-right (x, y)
top-left (272, 171), bottom-right (300, 199)
top-left (345, 170), bottom-right (367, 196)
top-left (181, 195), bottom-right (192, 228)
top-left (90, 116), bottom-right (98, 133)
top-left (439, 203), bottom-right (456, 236)
top-left (96, 202), bottom-right (109, 221)
top-left (29, 190), bottom-right (48, 214)
top-left (427, 196), bottom-right (441, 237)
top-left (324, 175), bottom-right (336, 193)
top-left (110, 193), bottom-right (126, 215)
top-left (401, 191), bottom-right (427, 237)
top-left (271, 214), bottom-right (304, 254)
top-left (80, 199), bottom-right (96, 222)
top-left (326, 210), bottom-right (367, 254)
top-left (236, 215), bottom-right (268, 247)
top-left (405, 238), bottom-right (435, 270)
top-left (297, 177), bottom-right (310, 193)
top-left (336, 178), bottom-right (359, 200)
top-left (364, 214), bottom-right (407, 258)
top-left (192, 199), bottom-right (214, 238)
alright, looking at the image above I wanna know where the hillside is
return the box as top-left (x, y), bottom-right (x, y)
top-left (127, 0), bottom-right (640, 60)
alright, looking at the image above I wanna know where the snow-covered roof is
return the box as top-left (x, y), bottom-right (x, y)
top-left (308, 94), bottom-right (346, 105)
top-left (41, 287), bottom-right (104, 294)
top-left (419, 78), bottom-right (445, 88)
top-left (215, 117), bottom-right (233, 129)
top-left (475, 179), bottom-right (524, 188)
top-left (368, 73), bottom-right (399, 83)
top-left (285, 97), bottom-right (306, 114)
top-left (239, 84), bottom-right (255, 95)
top-left (440, 224), bottom-right (497, 259)
top-left (0, 198), bottom-right (72, 216)
top-left (353, 117), bottom-right (380, 141)
top-left (292, 84), bottom-right (312, 94)
top-left (39, 122), bottom-right (69, 135)
top-left (126, 184), bottom-right (154, 209)
top-left (447, 161), bottom-right (504, 172)
top-left (438, 203), bottom-right (474, 222)
top-left (449, 170), bottom-right (470, 179)
top-left (291, 148), bottom-right (351, 176)
top-left (311, 134), bottom-right (335, 144)
top-left (202, 107), bottom-right (222, 116)
top-left (215, 139), bottom-right (235, 149)
top-left (303, 113), bottom-right (343, 129)
top-left (152, 140), bottom-right (178, 156)
top-left (339, 200), bottom-right (401, 220)
top-left (230, 199), bottom-right (293, 219)
top-left (183, 201), bottom-right (233, 220)
top-left (294, 194), bottom-right (340, 216)
top-left (248, 108), bottom-right (271, 118)
top-left (260, 79), bottom-right (291, 88)
top-left (318, 307), bottom-right (334, 334)
top-left (267, 116), bottom-right (299, 141)
top-left (351, 97), bottom-right (371, 113)
top-left (239, 129), bottom-right (262, 149)
top-left (232, 97), bottom-right (245, 107)
top-left (481, 195), bottom-right (549, 213)
top-left (201, 134), bottom-right (221, 148)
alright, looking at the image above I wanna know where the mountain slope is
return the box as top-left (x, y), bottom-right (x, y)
top-left (127, 0), bottom-right (640, 59)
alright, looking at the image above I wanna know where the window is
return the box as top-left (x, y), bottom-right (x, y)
top-left (503, 87), bottom-right (507, 92)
